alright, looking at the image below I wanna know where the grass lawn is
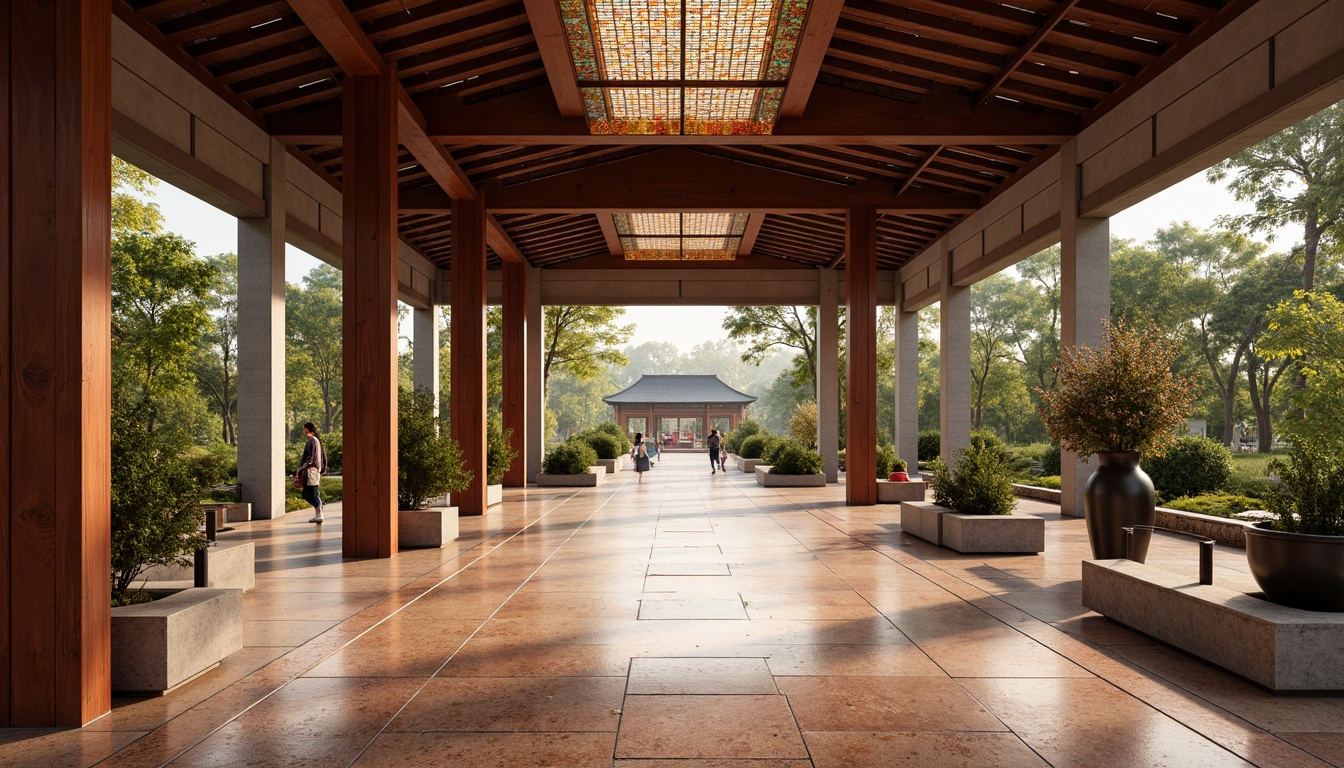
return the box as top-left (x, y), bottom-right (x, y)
top-left (1229, 452), bottom-right (1282, 482)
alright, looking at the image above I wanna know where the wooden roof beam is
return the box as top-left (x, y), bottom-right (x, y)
top-left (596, 213), bottom-right (624, 256)
top-left (523, 0), bottom-right (585, 118)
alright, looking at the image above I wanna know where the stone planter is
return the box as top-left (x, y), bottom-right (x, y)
top-left (140, 541), bottom-right (256, 591)
top-left (488, 483), bottom-right (503, 506)
top-left (899, 501), bottom-right (1043, 554)
top-left (596, 455), bottom-right (627, 474)
top-left (754, 465), bottom-right (826, 487)
top-left (203, 502), bottom-right (251, 523)
top-left (536, 467), bottom-right (606, 487)
top-left (736, 456), bottom-right (762, 473)
top-left (877, 480), bottom-right (926, 504)
top-left (1245, 522), bottom-right (1344, 612)
top-left (111, 588), bottom-right (243, 695)
top-left (399, 506), bottom-right (460, 549)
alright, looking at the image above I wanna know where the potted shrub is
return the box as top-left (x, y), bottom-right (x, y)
top-left (1038, 320), bottom-right (1197, 560)
top-left (580, 430), bottom-right (626, 474)
top-left (877, 446), bottom-right (923, 503)
top-left (724, 419), bottom-right (762, 457)
top-left (485, 414), bottom-right (518, 506)
top-left (1244, 438), bottom-right (1344, 611)
top-left (736, 433), bottom-right (776, 473)
top-left (398, 386), bottom-right (472, 512)
top-left (755, 439), bottom-right (825, 487)
top-left (901, 442), bottom-right (1043, 553)
top-left (538, 440), bottom-right (604, 487)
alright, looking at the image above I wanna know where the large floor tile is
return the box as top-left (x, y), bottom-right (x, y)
top-left (353, 731), bottom-right (616, 767)
top-left (805, 731), bottom-right (1049, 767)
top-left (627, 657), bottom-right (776, 694)
top-left (614, 695), bottom-right (808, 759)
top-left (777, 676), bottom-right (1006, 732)
top-left (388, 677), bottom-right (625, 732)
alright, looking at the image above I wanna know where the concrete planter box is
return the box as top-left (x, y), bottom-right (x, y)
top-left (899, 501), bottom-right (1044, 553)
top-left (1083, 559), bottom-right (1344, 691)
top-left (754, 465), bottom-right (826, 487)
top-left (399, 506), bottom-right (460, 549)
top-left (736, 456), bottom-right (762, 473)
top-left (140, 541), bottom-right (256, 591)
top-left (202, 502), bottom-right (251, 523)
top-left (596, 455), bottom-right (627, 474)
top-left (451, 484), bottom-right (503, 508)
top-left (877, 480), bottom-right (926, 503)
top-left (536, 467), bottom-right (606, 487)
top-left (111, 588), bottom-right (243, 695)
top-left (1009, 484), bottom-right (1254, 548)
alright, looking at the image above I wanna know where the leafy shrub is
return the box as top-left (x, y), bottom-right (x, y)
top-left (544, 441), bottom-right (598, 475)
top-left (594, 421), bottom-right (632, 454)
top-left (739, 433), bottom-right (776, 460)
top-left (579, 431), bottom-right (622, 460)
top-left (111, 403), bottom-right (207, 603)
top-left (788, 401), bottom-right (818, 448)
top-left (876, 444), bottom-right (897, 478)
top-left (486, 415), bottom-right (518, 486)
top-left (286, 430), bottom-right (344, 475)
top-left (837, 448), bottom-right (845, 471)
top-left (1041, 443), bottom-right (1062, 476)
top-left (1141, 435), bottom-right (1233, 500)
top-left (768, 440), bottom-right (824, 475)
top-left (1267, 438), bottom-right (1344, 536)
top-left (724, 419), bottom-right (762, 454)
top-left (918, 430), bottom-right (941, 462)
top-left (1032, 475), bottom-right (1061, 490)
top-left (928, 441), bottom-right (1016, 515)
top-left (1163, 492), bottom-right (1262, 518)
top-left (398, 386), bottom-right (471, 511)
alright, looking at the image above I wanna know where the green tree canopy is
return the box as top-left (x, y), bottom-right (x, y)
top-left (112, 157), bottom-right (165, 237)
top-left (287, 265), bottom-right (344, 433)
top-left (543, 305), bottom-right (632, 396)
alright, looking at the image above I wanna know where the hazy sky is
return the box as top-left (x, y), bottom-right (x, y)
top-left (147, 164), bottom-right (1299, 353)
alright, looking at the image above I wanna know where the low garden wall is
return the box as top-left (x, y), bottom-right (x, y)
top-left (1010, 484), bottom-right (1253, 547)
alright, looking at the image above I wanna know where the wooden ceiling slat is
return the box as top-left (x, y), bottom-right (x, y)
top-left (366, 0), bottom-right (522, 44)
top-left (381, 8), bottom-right (530, 63)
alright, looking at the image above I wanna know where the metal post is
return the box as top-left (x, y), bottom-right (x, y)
top-left (1124, 528), bottom-right (1135, 561)
top-left (1199, 540), bottom-right (1214, 585)
top-left (194, 546), bottom-right (209, 588)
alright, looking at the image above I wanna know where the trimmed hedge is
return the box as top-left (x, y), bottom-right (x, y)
top-left (930, 441), bottom-right (1016, 515)
top-left (918, 430), bottom-right (940, 462)
top-left (726, 419), bottom-right (763, 455)
top-left (768, 440), bottom-right (824, 475)
top-left (1141, 435), bottom-right (1232, 500)
top-left (739, 433), bottom-right (776, 460)
top-left (594, 422), bottom-right (632, 453)
top-left (543, 441), bottom-right (598, 475)
top-left (1041, 443), bottom-right (1062, 475)
top-left (1163, 492), bottom-right (1261, 518)
top-left (578, 431), bottom-right (622, 460)
top-left (875, 444), bottom-right (897, 478)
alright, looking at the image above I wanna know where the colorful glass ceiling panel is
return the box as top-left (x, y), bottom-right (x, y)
top-left (561, 0), bottom-right (810, 135)
top-left (615, 213), bottom-right (749, 260)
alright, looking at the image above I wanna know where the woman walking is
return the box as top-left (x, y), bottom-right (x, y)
top-left (296, 422), bottom-right (328, 523)
top-left (632, 432), bottom-right (651, 484)
top-left (708, 428), bottom-right (722, 475)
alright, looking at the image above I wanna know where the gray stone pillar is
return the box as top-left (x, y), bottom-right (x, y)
top-left (939, 240), bottom-right (972, 468)
top-left (526, 264), bottom-right (545, 482)
top-left (412, 305), bottom-right (439, 415)
top-left (237, 140), bottom-right (287, 519)
top-left (1059, 139), bottom-right (1111, 517)
top-left (894, 309), bottom-right (920, 477)
top-left (817, 268), bottom-right (840, 482)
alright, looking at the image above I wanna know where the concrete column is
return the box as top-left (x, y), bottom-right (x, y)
top-left (894, 309), bottom-right (920, 476)
top-left (502, 262), bottom-right (527, 487)
top-left (525, 264), bottom-right (545, 482)
top-left (817, 268), bottom-right (840, 482)
top-left (939, 240), bottom-right (972, 467)
top-left (412, 306), bottom-right (439, 416)
top-left (237, 140), bottom-right (287, 520)
top-left (1059, 139), bottom-right (1111, 517)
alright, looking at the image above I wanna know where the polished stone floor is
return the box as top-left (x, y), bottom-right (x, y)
top-left (5, 453), bottom-right (1344, 767)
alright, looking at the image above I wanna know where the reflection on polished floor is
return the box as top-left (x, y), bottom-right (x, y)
top-left (4, 453), bottom-right (1344, 767)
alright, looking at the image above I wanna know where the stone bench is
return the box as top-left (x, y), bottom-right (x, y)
top-left (536, 467), bottom-right (606, 487)
top-left (754, 465), bottom-right (826, 487)
top-left (736, 456), bottom-right (762, 473)
top-left (899, 501), bottom-right (1044, 553)
top-left (111, 588), bottom-right (243, 695)
top-left (877, 479), bottom-right (925, 503)
top-left (399, 506), bottom-right (460, 548)
top-left (1083, 559), bottom-right (1344, 692)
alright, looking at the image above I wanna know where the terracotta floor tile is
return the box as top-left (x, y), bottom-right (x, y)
top-left (353, 731), bottom-right (616, 767)
top-left (627, 657), bottom-right (777, 695)
top-left (763, 642), bottom-right (944, 677)
top-left (639, 597), bottom-right (748, 620)
top-left (303, 617), bottom-right (479, 678)
top-left (806, 730), bottom-right (1047, 767)
top-left (0, 729), bottom-right (144, 768)
top-left (388, 677), bottom-right (625, 732)
top-left (646, 563), bottom-right (732, 576)
top-left (614, 695), bottom-right (808, 759)
top-left (1281, 733), bottom-right (1344, 765)
top-left (439, 639), bottom-right (633, 677)
top-left (743, 591), bottom-right (882, 620)
top-left (243, 619), bottom-right (339, 647)
top-left (615, 761), bottom-right (812, 767)
top-left (777, 676), bottom-right (1006, 732)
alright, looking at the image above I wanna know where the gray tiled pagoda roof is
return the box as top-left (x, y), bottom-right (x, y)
top-left (603, 375), bottom-right (757, 405)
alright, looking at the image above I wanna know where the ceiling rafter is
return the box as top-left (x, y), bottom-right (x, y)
top-left (521, 0), bottom-right (585, 117)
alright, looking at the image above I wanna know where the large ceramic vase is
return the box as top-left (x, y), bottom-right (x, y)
top-left (1244, 522), bottom-right (1344, 611)
top-left (1083, 451), bottom-right (1155, 561)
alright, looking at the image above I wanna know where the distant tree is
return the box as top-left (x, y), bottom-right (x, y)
top-left (287, 265), bottom-right (343, 432)
top-left (724, 306), bottom-right (821, 392)
top-left (969, 274), bottom-right (1028, 430)
top-left (1015, 246), bottom-right (1061, 393)
top-left (195, 253), bottom-right (239, 445)
top-left (788, 401), bottom-right (818, 448)
top-left (618, 341), bottom-right (685, 387)
top-left (543, 305), bottom-right (633, 396)
top-left (1259, 290), bottom-right (1344, 450)
top-left (1209, 101), bottom-right (1344, 291)
top-left (1224, 253), bottom-right (1302, 451)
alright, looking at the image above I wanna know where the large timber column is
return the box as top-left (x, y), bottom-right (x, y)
top-left (502, 261), bottom-right (526, 487)
top-left (341, 69), bottom-right (399, 558)
top-left (2, 0), bottom-right (112, 726)
top-left (894, 309), bottom-right (920, 476)
top-left (940, 240), bottom-right (972, 466)
top-left (525, 265), bottom-right (544, 482)
top-left (817, 268), bottom-right (840, 482)
top-left (846, 208), bottom-right (878, 505)
top-left (412, 306), bottom-right (439, 413)
top-left (1059, 140), bottom-right (1110, 517)
top-left (451, 195), bottom-right (488, 514)
top-left (238, 140), bottom-right (286, 520)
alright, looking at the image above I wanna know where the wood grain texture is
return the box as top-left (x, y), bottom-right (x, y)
top-left (340, 70), bottom-right (399, 558)
top-left (0, 0), bottom-right (11, 727)
top-left (451, 195), bottom-right (488, 515)
top-left (846, 207), bottom-right (878, 506)
top-left (501, 261), bottom-right (527, 488)
top-left (779, 0), bottom-right (845, 117)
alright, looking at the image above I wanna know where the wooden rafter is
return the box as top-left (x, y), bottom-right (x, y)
top-left (780, 0), bottom-right (846, 118)
top-left (522, 0), bottom-right (585, 117)
top-left (896, 145), bottom-right (943, 196)
top-left (738, 214), bottom-right (766, 256)
top-left (596, 213), bottom-right (624, 256)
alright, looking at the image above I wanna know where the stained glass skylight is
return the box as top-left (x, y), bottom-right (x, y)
top-left (561, 0), bottom-right (810, 135)
top-left (615, 213), bottom-right (750, 260)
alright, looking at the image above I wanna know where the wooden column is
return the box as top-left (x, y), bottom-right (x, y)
top-left (451, 195), bottom-right (488, 514)
top-left (501, 261), bottom-right (526, 487)
top-left (340, 69), bottom-right (399, 558)
top-left (2, 0), bottom-right (112, 726)
top-left (845, 208), bottom-right (878, 505)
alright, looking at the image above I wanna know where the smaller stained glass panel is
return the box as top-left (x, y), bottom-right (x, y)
top-left (617, 212), bottom-right (749, 260)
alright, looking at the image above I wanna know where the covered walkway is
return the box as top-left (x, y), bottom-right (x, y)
top-left (5, 455), bottom-right (1341, 766)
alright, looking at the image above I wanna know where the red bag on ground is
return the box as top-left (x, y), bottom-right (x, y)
top-left (889, 471), bottom-right (910, 482)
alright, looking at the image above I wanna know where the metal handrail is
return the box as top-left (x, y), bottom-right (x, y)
top-left (1122, 525), bottom-right (1216, 585)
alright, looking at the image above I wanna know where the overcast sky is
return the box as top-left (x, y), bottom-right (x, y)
top-left (147, 164), bottom-right (1300, 353)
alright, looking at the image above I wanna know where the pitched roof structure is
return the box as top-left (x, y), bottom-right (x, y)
top-left (603, 375), bottom-right (758, 405)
